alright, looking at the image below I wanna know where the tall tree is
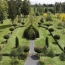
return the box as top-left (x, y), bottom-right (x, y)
top-left (21, 0), bottom-right (31, 17)
top-left (16, 0), bottom-right (22, 23)
top-left (8, 0), bottom-right (17, 25)
top-left (0, 0), bottom-right (8, 23)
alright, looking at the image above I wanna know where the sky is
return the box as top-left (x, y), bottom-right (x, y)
top-left (30, 0), bottom-right (65, 4)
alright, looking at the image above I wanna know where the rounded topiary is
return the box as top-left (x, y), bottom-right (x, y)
top-left (34, 47), bottom-right (42, 53)
top-left (38, 22), bottom-right (41, 25)
top-left (59, 52), bottom-right (65, 61)
top-left (40, 18), bottom-right (44, 23)
top-left (45, 24), bottom-right (50, 27)
top-left (3, 34), bottom-right (10, 43)
top-left (49, 28), bottom-right (54, 32)
top-left (22, 46), bottom-right (29, 52)
top-left (9, 28), bottom-right (14, 31)
top-left (21, 22), bottom-right (25, 25)
top-left (54, 35), bottom-right (60, 40)
top-left (13, 24), bottom-right (17, 26)
top-left (9, 28), bottom-right (14, 34)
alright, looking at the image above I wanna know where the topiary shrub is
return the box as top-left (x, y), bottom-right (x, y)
top-left (34, 47), bottom-right (42, 53)
top-left (15, 37), bottom-right (19, 48)
top-left (40, 18), bottom-right (44, 23)
top-left (21, 22), bottom-right (25, 25)
top-left (53, 35), bottom-right (60, 40)
top-left (45, 37), bottom-right (49, 48)
top-left (3, 34), bottom-right (10, 43)
top-left (22, 46), bottom-right (29, 52)
top-left (23, 25), bottom-right (39, 40)
top-left (38, 22), bottom-right (41, 26)
top-left (59, 52), bottom-right (65, 61)
top-left (49, 28), bottom-right (54, 32)
top-left (47, 50), bottom-right (55, 58)
top-left (12, 24), bottom-right (17, 29)
top-left (9, 28), bottom-right (14, 34)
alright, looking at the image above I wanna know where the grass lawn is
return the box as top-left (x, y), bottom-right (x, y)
top-left (0, 16), bottom-right (65, 65)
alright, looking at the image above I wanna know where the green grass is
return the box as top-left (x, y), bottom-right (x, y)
top-left (0, 15), bottom-right (65, 65)
top-left (39, 56), bottom-right (65, 65)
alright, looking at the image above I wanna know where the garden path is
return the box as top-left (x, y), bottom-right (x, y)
top-left (24, 40), bottom-right (40, 65)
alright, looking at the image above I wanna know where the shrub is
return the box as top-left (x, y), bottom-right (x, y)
top-left (34, 47), bottom-right (42, 53)
top-left (45, 37), bottom-right (49, 48)
top-left (59, 52), bottom-right (65, 61)
top-left (13, 24), bottom-right (17, 27)
top-left (49, 28), bottom-right (54, 32)
top-left (54, 35), bottom-right (60, 40)
top-left (40, 18), bottom-right (44, 23)
top-left (9, 28), bottom-right (14, 34)
top-left (38, 22), bottom-right (41, 26)
top-left (45, 12), bottom-right (53, 22)
top-left (47, 50), bottom-right (55, 58)
top-left (3, 34), bottom-right (10, 43)
top-left (22, 46), bottom-right (29, 52)
top-left (42, 45), bottom-right (48, 55)
top-left (21, 22), bottom-right (25, 25)
top-left (35, 11), bottom-right (40, 16)
top-left (15, 37), bottom-right (19, 48)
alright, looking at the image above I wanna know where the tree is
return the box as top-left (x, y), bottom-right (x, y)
top-left (0, 0), bottom-right (8, 24)
top-left (21, 0), bottom-right (31, 17)
top-left (10, 49), bottom-right (18, 65)
top-left (8, 0), bottom-right (17, 25)
top-left (45, 37), bottom-right (49, 48)
top-left (16, 0), bottom-right (22, 24)
top-left (15, 37), bottom-right (19, 48)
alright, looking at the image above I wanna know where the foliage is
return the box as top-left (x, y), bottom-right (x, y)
top-left (8, 0), bottom-right (17, 24)
top-left (35, 11), bottom-right (40, 16)
top-left (3, 34), bottom-right (10, 39)
top-left (0, 0), bottom-right (8, 22)
top-left (40, 18), bottom-right (44, 23)
top-left (42, 45), bottom-right (48, 55)
top-left (23, 25), bottom-right (39, 40)
top-left (49, 28), bottom-right (54, 32)
top-left (22, 46), bottom-right (29, 52)
top-left (15, 37), bottom-right (19, 48)
top-left (59, 52), bottom-right (65, 61)
top-left (54, 35), bottom-right (60, 40)
top-left (60, 13), bottom-right (65, 22)
top-left (45, 12), bottom-right (53, 21)
top-left (43, 13), bottom-right (47, 18)
top-left (9, 28), bottom-right (14, 31)
top-left (21, 0), bottom-right (31, 16)
top-left (47, 49), bottom-right (55, 58)
top-left (45, 37), bottom-right (49, 48)
top-left (34, 47), bottom-right (42, 53)
top-left (10, 49), bottom-right (18, 59)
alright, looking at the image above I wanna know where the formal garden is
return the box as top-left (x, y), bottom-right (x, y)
top-left (0, 0), bottom-right (65, 65)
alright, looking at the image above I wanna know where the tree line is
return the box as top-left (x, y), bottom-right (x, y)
top-left (0, 0), bottom-right (31, 24)
top-left (32, 2), bottom-right (65, 14)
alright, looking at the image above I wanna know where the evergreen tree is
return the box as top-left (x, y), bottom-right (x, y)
top-left (45, 37), bottom-right (49, 48)
top-left (15, 37), bottom-right (19, 48)
top-left (8, 0), bottom-right (17, 25)
top-left (0, 0), bottom-right (8, 23)
top-left (21, 0), bottom-right (31, 17)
